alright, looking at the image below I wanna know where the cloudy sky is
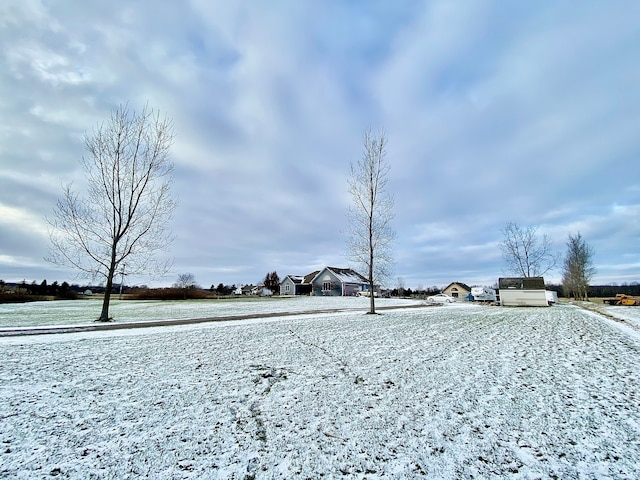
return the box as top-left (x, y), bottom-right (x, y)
top-left (1, 1), bottom-right (639, 290)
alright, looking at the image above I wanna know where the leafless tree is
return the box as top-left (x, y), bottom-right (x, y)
top-left (174, 273), bottom-right (198, 290)
top-left (346, 128), bottom-right (395, 314)
top-left (499, 222), bottom-right (558, 278)
top-left (396, 277), bottom-right (405, 297)
top-left (47, 103), bottom-right (176, 321)
top-left (562, 232), bottom-right (596, 300)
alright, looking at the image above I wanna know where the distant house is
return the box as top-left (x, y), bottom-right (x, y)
top-left (234, 284), bottom-right (255, 296)
top-left (251, 285), bottom-right (273, 296)
top-left (280, 271), bottom-right (319, 296)
top-left (311, 267), bottom-right (375, 296)
top-left (442, 282), bottom-right (471, 299)
top-left (499, 277), bottom-right (549, 306)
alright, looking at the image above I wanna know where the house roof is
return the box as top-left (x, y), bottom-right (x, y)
top-left (318, 267), bottom-right (368, 284)
top-left (281, 271), bottom-right (320, 285)
top-left (303, 271), bottom-right (320, 283)
top-left (443, 281), bottom-right (472, 292)
top-left (282, 275), bottom-right (303, 285)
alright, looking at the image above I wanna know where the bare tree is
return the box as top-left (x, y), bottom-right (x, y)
top-left (562, 232), bottom-right (596, 300)
top-left (174, 273), bottom-right (198, 290)
top-left (499, 222), bottom-right (557, 278)
top-left (396, 277), bottom-right (405, 297)
top-left (346, 128), bottom-right (395, 314)
top-left (47, 103), bottom-right (176, 321)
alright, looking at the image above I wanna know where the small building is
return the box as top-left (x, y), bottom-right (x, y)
top-left (499, 277), bottom-right (549, 306)
top-left (311, 267), bottom-right (375, 296)
top-left (234, 284), bottom-right (255, 296)
top-left (442, 282), bottom-right (471, 300)
top-left (251, 285), bottom-right (273, 296)
top-left (279, 271), bottom-right (319, 296)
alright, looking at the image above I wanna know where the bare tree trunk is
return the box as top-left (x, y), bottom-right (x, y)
top-left (98, 247), bottom-right (118, 322)
top-left (369, 246), bottom-right (375, 314)
top-left (99, 274), bottom-right (114, 322)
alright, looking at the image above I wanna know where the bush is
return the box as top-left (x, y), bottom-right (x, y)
top-left (127, 288), bottom-right (212, 300)
top-left (0, 293), bottom-right (49, 304)
top-left (55, 290), bottom-right (79, 300)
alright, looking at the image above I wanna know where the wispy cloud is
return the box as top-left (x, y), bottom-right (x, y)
top-left (0, 0), bottom-right (638, 287)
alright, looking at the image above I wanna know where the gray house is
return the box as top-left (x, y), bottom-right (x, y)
top-left (311, 267), bottom-right (375, 296)
top-left (279, 271), bottom-right (319, 296)
top-left (280, 266), bottom-right (375, 297)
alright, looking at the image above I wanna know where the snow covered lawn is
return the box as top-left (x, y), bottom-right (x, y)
top-left (1, 302), bottom-right (639, 478)
top-left (602, 305), bottom-right (640, 330)
top-left (0, 296), bottom-right (418, 329)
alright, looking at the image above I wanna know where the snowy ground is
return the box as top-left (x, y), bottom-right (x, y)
top-left (0, 296), bottom-right (418, 329)
top-left (1, 300), bottom-right (640, 479)
top-left (602, 305), bottom-right (640, 329)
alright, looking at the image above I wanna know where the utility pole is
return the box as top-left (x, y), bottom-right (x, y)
top-left (119, 264), bottom-right (126, 300)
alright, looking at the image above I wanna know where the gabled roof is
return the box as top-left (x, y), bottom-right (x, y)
top-left (281, 275), bottom-right (304, 285)
top-left (281, 271), bottom-right (320, 285)
top-left (303, 270), bottom-right (320, 283)
top-left (313, 267), bottom-right (368, 285)
top-left (443, 281), bottom-right (472, 292)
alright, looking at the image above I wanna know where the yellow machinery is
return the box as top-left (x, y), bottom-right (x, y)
top-left (602, 294), bottom-right (640, 305)
top-left (615, 294), bottom-right (640, 306)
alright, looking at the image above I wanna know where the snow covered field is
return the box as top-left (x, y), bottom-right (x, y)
top-left (1, 300), bottom-right (640, 478)
top-left (0, 296), bottom-right (418, 329)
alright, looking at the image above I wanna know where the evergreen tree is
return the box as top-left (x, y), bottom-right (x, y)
top-left (263, 272), bottom-right (280, 293)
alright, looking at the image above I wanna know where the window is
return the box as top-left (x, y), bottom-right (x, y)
top-left (285, 284), bottom-right (291, 293)
top-left (323, 281), bottom-right (332, 291)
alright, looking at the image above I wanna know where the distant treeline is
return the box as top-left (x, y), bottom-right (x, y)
top-left (0, 279), bottom-right (79, 303)
top-left (0, 280), bottom-right (236, 303)
top-left (2, 278), bottom-right (638, 304)
top-left (546, 283), bottom-right (640, 298)
top-left (128, 287), bottom-right (214, 300)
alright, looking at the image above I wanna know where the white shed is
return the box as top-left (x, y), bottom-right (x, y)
top-left (499, 277), bottom-right (549, 307)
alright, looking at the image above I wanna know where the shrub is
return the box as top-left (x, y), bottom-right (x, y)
top-left (127, 288), bottom-right (212, 301)
top-left (0, 293), bottom-right (49, 304)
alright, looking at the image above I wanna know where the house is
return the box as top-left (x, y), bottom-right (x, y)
top-left (234, 284), bottom-right (255, 296)
top-left (251, 285), bottom-right (273, 296)
top-left (310, 267), bottom-right (376, 296)
top-left (499, 277), bottom-right (549, 306)
top-left (442, 282), bottom-right (471, 299)
top-left (280, 271), bottom-right (319, 296)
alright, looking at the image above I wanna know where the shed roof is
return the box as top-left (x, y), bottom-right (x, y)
top-left (499, 277), bottom-right (546, 290)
